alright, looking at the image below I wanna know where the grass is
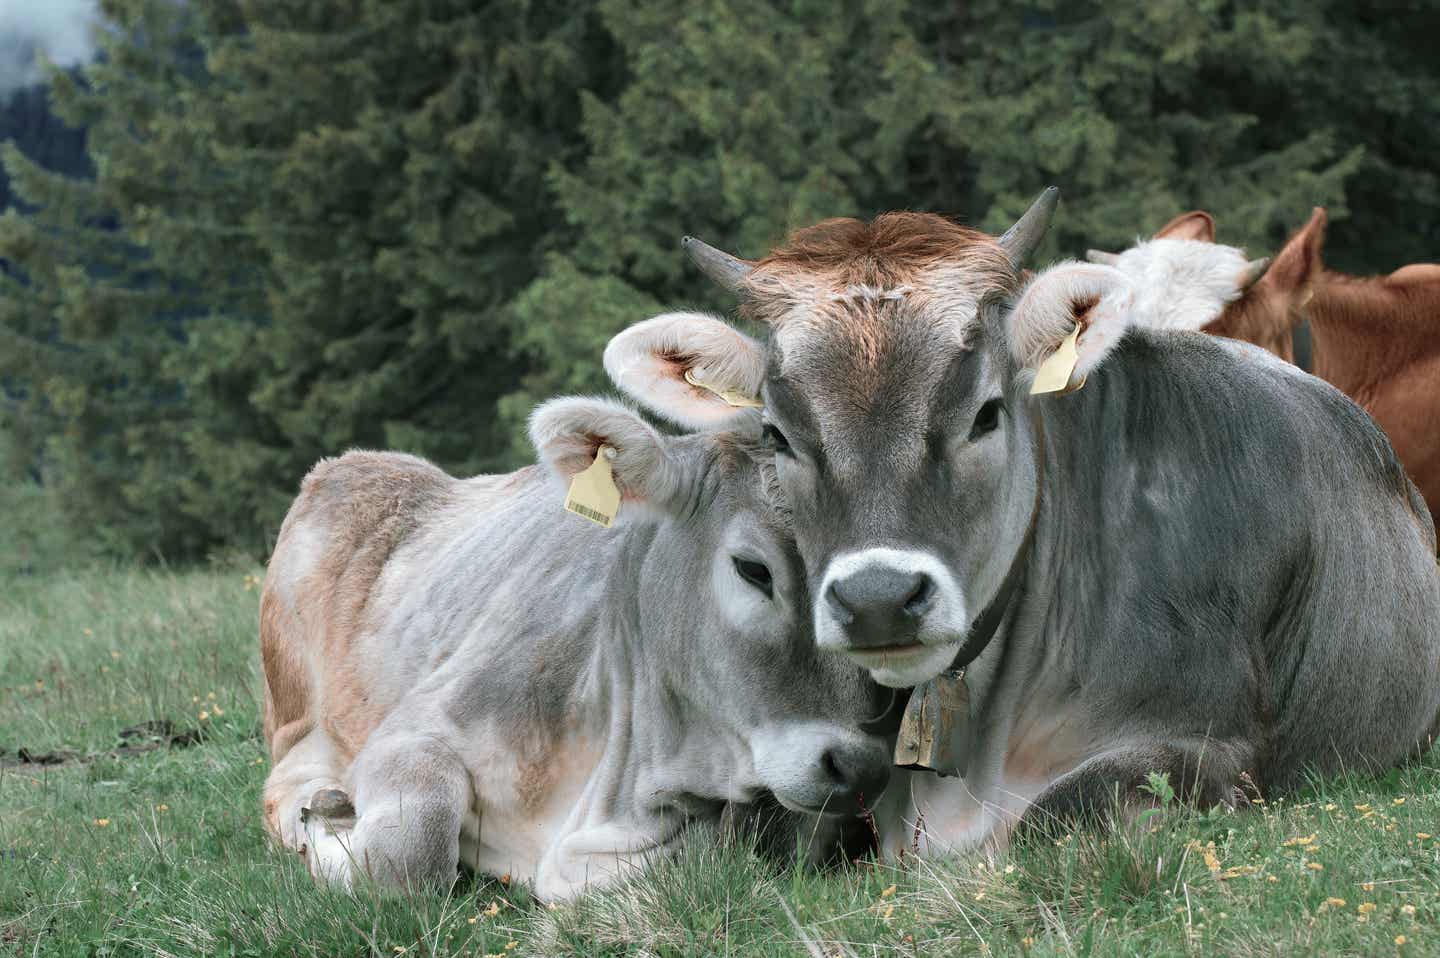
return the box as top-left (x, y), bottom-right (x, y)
top-left (2, 565), bottom-right (1439, 956)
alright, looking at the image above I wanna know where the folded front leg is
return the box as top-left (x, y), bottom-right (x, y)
top-left (312, 733), bottom-right (473, 892)
top-left (1015, 738), bottom-right (1250, 842)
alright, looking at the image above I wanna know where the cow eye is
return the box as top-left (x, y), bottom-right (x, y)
top-left (732, 556), bottom-right (774, 598)
top-left (969, 398), bottom-right (1003, 440)
top-left (762, 423), bottom-right (790, 454)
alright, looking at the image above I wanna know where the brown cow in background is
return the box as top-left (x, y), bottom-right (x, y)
top-left (1088, 208), bottom-right (1440, 528)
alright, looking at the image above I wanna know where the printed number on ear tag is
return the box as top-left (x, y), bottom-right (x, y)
top-left (684, 368), bottom-right (764, 409)
top-left (1030, 324), bottom-right (1087, 396)
top-left (564, 445), bottom-right (621, 527)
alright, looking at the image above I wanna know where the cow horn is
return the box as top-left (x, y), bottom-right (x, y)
top-left (998, 186), bottom-right (1061, 268)
top-left (1085, 249), bottom-right (1121, 267)
top-left (681, 236), bottom-right (754, 293)
top-left (1239, 256), bottom-right (1271, 289)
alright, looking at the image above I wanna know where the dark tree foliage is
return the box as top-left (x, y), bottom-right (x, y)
top-left (2, 0), bottom-right (1437, 560)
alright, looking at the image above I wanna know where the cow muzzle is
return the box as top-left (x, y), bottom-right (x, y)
top-left (816, 548), bottom-right (968, 688)
top-left (750, 723), bottom-right (892, 816)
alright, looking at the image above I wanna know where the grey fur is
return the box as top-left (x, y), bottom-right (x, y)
top-left (756, 293), bottom-right (1440, 853)
top-left (261, 412), bottom-right (888, 899)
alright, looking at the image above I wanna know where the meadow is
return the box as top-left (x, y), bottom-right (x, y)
top-left (2, 565), bottom-right (1438, 957)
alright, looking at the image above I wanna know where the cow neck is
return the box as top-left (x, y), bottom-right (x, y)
top-left (942, 411), bottom-right (1044, 675)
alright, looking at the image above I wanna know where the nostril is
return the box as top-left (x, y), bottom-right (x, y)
top-left (820, 747), bottom-right (845, 785)
top-left (825, 582), bottom-right (855, 625)
top-left (903, 573), bottom-right (934, 617)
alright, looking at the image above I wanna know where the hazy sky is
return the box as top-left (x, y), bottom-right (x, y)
top-left (0, 0), bottom-right (100, 97)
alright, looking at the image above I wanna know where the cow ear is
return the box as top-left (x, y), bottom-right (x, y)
top-left (1259, 207), bottom-right (1326, 292)
top-left (1007, 261), bottom-right (1135, 386)
top-left (604, 312), bottom-right (765, 430)
top-left (529, 397), bottom-right (690, 519)
top-left (1153, 211), bottom-right (1216, 243)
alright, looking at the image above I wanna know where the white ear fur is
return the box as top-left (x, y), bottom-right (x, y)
top-left (1009, 261), bottom-right (1136, 381)
top-left (603, 312), bottom-right (765, 430)
top-left (528, 396), bottom-right (687, 515)
top-left (1098, 238), bottom-right (1250, 333)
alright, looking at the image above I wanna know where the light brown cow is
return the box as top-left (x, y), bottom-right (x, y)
top-left (1087, 208), bottom-right (1440, 526)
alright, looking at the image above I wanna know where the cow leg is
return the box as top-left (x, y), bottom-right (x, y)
top-left (318, 733), bottom-right (473, 892)
top-left (1015, 740), bottom-right (1249, 842)
top-left (262, 726), bottom-right (350, 853)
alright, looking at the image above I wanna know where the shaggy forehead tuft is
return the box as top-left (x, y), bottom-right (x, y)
top-left (740, 211), bottom-right (1016, 325)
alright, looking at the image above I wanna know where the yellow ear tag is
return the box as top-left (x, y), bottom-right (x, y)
top-left (684, 368), bottom-right (764, 409)
top-left (564, 445), bottom-right (621, 527)
top-left (1030, 324), bottom-right (1087, 396)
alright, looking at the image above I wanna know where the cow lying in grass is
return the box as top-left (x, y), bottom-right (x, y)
top-left (1087, 207), bottom-right (1440, 526)
top-left (259, 397), bottom-right (890, 899)
top-left (606, 190), bottom-right (1440, 859)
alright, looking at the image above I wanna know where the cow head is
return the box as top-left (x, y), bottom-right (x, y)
top-left (606, 190), bottom-right (1138, 689)
top-left (530, 397), bottom-right (891, 814)
top-left (1086, 207), bottom-right (1328, 362)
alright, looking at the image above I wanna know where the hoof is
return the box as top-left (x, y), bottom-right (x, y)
top-left (301, 787), bottom-right (356, 825)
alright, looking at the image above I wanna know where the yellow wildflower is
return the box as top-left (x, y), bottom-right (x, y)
top-left (505, 942), bottom-right (517, 951)
top-left (1359, 902), bottom-right (1377, 914)
top-left (881, 904), bottom-right (895, 919)
top-left (213, 706), bottom-right (224, 717)
top-left (155, 804), bottom-right (169, 812)
top-left (880, 884), bottom-right (896, 898)
top-left (1416, 833), bottom-right (1432, 840)
top-left (198, 710), bottom-right (210, 721)
top-left (1326, 897), bottom-right (1347, 908)
top-left (1401, 904), bottom-right (1416, 916)
top-left (467, 917), bottom-right (477, 925)
top-left (1355, 804), bottom-right (1372, 812)
top-left (1281, 833), bottom-right (1318, 847)
top-left (1363, 882), bottom-right (1376, 892)
top-left (83, 628), bottom-right (94, 636)
top-left (1323, 803), bottom-right (1337, 811)
top-left (1267, 875), bottom-right (1279, 882)
top-left (1307, 862), bottom-right (1324, 871)
top-left (94, 818), bottom-right (110, 827)
top-left (483, 901), bottom-right (500, 918)
top-left (1396, 936), bottom-right (1408, 946)
top-left (1393, 797), bottom-right (1406, 806)
top-left (1004, 864), bottom-right (1016, 874)
top-left (1022, 937), bottom-right (1035, 948)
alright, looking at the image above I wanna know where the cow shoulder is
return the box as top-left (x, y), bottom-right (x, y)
top-left (262, 451), bottom-right (458, 761)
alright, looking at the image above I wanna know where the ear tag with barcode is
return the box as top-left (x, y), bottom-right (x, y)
top-left (684, 368), bottom-right (764, 409)
top-left (1030, 324), bottom-right (1086, 396)
top-left (564, 445), bottom-right (621, 527)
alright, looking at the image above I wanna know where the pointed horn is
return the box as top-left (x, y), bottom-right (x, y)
top-left (998, 186), bottom-right (1061, 268)
top-left (1238, 257), bottom-right (1271, 290)
top-left (681, 236), bottom-right (754, 293)
top-left (1085, 249), bottom-right (1121, 267)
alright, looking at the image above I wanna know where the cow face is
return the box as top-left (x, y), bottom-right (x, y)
top-left (607, 192), bottom-right (1139, 690)
top-left (530, 397), bottom-right (891, 815)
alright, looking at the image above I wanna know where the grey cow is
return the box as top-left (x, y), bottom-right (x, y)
top-left (603, 191), bottom-right (1440, 858)
top-left (259, 396), bottom-right (890, 897)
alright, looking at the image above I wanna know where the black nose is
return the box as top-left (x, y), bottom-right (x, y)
top-left (820, 742), bottom-right (892, 811)
top-left (826, 566), bottom-right (934, 644)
